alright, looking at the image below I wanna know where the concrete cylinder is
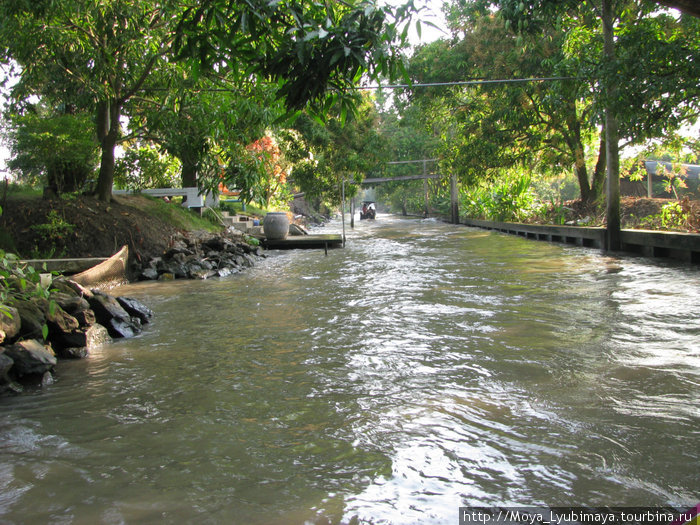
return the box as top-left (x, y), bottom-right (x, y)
top-left (263, 212), bottom-right (289, 240)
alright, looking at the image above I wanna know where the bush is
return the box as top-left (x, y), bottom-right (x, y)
top-left (114, 144), bottom-right (181, 190)
top-left (6, 107), bottom-right (98, 194)
top-left (29, 210), bottom-right (75, 258)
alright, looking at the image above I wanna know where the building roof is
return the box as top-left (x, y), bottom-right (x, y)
top-left (644, 160), bottom-right (700, 180)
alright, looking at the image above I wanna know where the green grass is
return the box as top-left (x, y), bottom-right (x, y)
top-left (2, 183), bottom-right (43, 200)
top-left (138, 195), bottom-right (222, 232)
top-left (218, 198), bottom-right (268, 217)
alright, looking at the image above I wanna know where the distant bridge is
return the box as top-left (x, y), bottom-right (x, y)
top-left (362, 173), bottom-right (442, 184)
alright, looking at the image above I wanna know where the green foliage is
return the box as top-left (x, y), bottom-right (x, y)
top-left (5, 106), bottom-right (98, 193)
top-left (278, 93), bottom-right (387, 207)
top-left (2, 0), bottom-right (419, 204)
top-left (372, 103), bottom-right (443, 215)
top-left (140, 196), bottom-right (221, 233)
top-left (0, 182), bottom-right (42, 200)
top-left (461, 170), bottom-right (535, 222)
top-left (0, 201), bottom-right (55, 339)
top-left (114, 144), bottom-right (181, 190)
top-left (622, 136), bottom-right (700, 199)
top-left (401, 0), bottom-right (699, 213)
top-left (641, 200), bottom-right (691, 231)
top-left (219, 200), bottom-right (267, 217)
top-left (173, 0), bottom-right (418, 112)
top-left (29, 210), bottom-right (75, 258)
top-left (495, 0), bottom-right (700, 144)
top-left (0, 0), bottom-right (183, 201)
top-left (659, 201), bottom-right (688, 230)
top-left (404, 12), bottom-right (600, 203)
top-left (531, 173), bottom-right (580, 204)
top-left (244, 235), bottom-right (260, 247)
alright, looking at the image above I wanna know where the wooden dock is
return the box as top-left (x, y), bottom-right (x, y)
top-left (262, 234), bottom-right (343, 250)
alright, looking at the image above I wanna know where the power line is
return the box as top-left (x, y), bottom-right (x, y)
top-left (356, 76), bottom-right (576, 90)
top-left (386, 158), bottom-right (438, 165)
top-left (140, 77), bottom-right (575, 94)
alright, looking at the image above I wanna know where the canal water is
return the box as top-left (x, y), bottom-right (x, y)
top-left (1, 216), bottom-right (698, 524)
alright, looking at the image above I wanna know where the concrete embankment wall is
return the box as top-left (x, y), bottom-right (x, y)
top-left (462, 218), bottom-right (700, 264)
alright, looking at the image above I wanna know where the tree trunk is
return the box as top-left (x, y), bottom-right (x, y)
top-left (95, 99), bottom-right (121, 203)
top-left (181, 159), bottom-right (197, 188)
top-left (565, 105), bottom-right (597, 205)
top-left (592, 129), bottom-right (607, 204)
top-left (574, 150), bottom-right (594, 204)
top-left (603, 0), bottom-right (621, 251)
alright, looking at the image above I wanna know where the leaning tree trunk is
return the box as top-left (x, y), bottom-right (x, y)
top-left (95, 99), bottom-right (121, 203)
top-left (592, 130), bottom-right (607, 204)
top-left (566, 106), bottom-right (598, 205)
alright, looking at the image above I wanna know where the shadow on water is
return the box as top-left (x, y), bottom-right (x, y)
top-left (1, 215), bottom-right (698, 523)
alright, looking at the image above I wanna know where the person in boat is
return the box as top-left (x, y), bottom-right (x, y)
top-left (360, 201), bottom-right (376, 220)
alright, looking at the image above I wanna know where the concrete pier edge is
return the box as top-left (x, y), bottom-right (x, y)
top-left (461, 218), bottom-right (700, 264)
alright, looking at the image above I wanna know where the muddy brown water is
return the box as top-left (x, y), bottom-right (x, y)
top-left (1, 216), bottom-right (698, 524)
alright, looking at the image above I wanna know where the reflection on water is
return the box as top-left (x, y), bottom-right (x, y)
top-left (1, 215), bottom-right (698, 524)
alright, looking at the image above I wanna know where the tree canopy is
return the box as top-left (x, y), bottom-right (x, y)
top-left (0, 0), bottom-right (418, 201)
top-left (396, 0), bottom-right (699, 209)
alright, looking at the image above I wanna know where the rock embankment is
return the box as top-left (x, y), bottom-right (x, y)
top-left (133, 229), bottom-right (265, 281)
top-left (0, 230), bottom-right (267, 396)
top-left (0, 278), bottom-right (153, 395)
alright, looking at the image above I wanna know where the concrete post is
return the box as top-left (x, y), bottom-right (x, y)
top-left (450, 173), bottom-right (459, 224)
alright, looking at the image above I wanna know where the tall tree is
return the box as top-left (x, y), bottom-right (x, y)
top-left (373, 103), bottom-right (442, 216)
top-left (1, 0), bottom-right (418, 202)
top-left (0, 0), bottom-right (181, 201)
top-left (495, 0), bottom-right (699, 244)
top-left (406, 23), bottom-right (583, 197)
top-left (126, 71), bottom-right (282, 192)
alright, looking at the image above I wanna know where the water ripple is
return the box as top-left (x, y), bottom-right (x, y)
top-left (1, 216), bottom-right (698, 523)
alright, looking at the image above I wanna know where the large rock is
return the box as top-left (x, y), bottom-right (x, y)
top-left (116, 297), bottom-right (154, 324)
top-left (50, 292), bottom-right (91, 316)
top-left (0, 350), bottom-right (22, 395)
top-left (140, 267), bottom-right (159, 281)
top-left (51, 278), bottom-right (94, 300)
top-left (0, 350), bottom-right (14, 378)
top-left (0, 306), bottom-right (21, 343)
top-left (4, 340), bottom-right (56, 376)
top-left (54, 323), bottom-right (112, 358)
top-left (72, 309), bottom-right (96, 327)
top-left (45, 302), bottom-right (80, 335)
top-left (12, 299), bottom-right (46, 340)
top-left (203, 236), bottom-right (227, 251)
top-left (88, 291), bottom-right (131, 324)
top-left (106, 317), bottom-right (140, 338)
top-left (88, 291), bottom-right (142, 338)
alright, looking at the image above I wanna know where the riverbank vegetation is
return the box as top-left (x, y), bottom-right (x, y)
top-left (0, 0), bottom-right (698, 258)
top-left (373, 0), bottom-right (699, 232)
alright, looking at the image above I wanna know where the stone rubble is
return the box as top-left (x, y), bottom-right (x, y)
top-left (132, 229), bottom-right (265, 282)
top-left (1, 231), bottom-right (264, 396)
